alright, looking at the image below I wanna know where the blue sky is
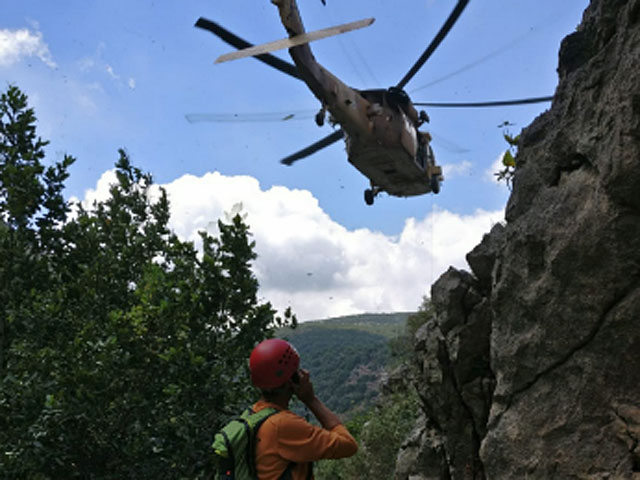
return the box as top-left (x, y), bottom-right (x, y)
top-left (1, 0), bottom-right (588, 319)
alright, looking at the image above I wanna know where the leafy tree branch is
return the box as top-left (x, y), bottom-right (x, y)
top-left (0, 85), bottom-right (295, 479)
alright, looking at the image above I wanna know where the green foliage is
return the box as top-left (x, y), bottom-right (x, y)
top-left (494, 121), bottom-right (520, 188)
top-left (0, 85), bottom-right (72, 232)
top-left (407, 297), bottom-right (434, 338)
top-left (0, 86), bottom-right (294, 479)
top-left (311, 305), bottom-right (427, 479)
top-left (389, 297), bottom-right (434, 365)
top-left (314, 390), bottom-right (420, 480)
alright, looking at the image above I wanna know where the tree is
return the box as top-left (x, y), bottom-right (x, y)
top-left (0, 85), bottom-right (73, 377)
top-left (0, 85), bottom-right (295, 478)
top-left (314, 391), bottom-right (420, 480)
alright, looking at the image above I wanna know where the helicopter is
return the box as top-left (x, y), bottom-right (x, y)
top-left (194, 0), bottom-right (553, 205)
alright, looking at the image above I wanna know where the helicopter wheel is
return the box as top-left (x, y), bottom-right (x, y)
top-left (364, 188), bottom-right (375, 206)
top-left (430, 175), bottom-right (441, 194)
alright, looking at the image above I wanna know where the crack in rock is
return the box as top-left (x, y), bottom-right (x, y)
top-left (492, 277), bottom-right (640, 432)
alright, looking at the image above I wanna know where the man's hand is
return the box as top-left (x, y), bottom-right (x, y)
top-left (292, 369), bottom-right (315, 405)
top-left (292, 369), bottom-right (342, 430)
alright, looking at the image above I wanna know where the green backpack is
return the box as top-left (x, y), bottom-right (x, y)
top-left (213, 406), bottom-right (280, 480)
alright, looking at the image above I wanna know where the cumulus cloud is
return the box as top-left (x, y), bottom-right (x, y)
top-left (72, 169), bottom-right (119, 208)
top-left (0, 28), bottom-right (56, 68)
top-left (442, 160), bottom-right (472, 179)
top-left (78, 170), bottom-right (503, 321)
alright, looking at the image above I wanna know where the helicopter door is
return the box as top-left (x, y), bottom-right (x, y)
top-left (399, 113), bottom-right (418, 161)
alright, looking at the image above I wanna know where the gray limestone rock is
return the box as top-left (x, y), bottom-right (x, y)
top-left (396, 0), bottom-right (640, 478)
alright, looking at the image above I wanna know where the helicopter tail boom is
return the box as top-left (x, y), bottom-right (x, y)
top-left (272, 0), bottom-right (374, 144)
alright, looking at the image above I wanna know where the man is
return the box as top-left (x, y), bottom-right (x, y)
top-left (249, 338), bottom-right (358, 480)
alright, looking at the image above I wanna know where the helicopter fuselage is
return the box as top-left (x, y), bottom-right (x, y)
top-left (347, 88), bottom-right (440, 197)
top-left (272, 0), bottom-right (442, 200)
top-left (198, 0), bottom-right (550, 202)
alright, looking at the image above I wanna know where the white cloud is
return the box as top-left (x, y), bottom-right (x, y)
top-left (442, 160), bottom-right (472, 179)
top-left (0, 28), bottom-right (56, 68)
top-left (69, 169), bottom-right (118, 216)
top-left (79, 170), bottom-right (503, 321)
top-left (78, 44), bottom-right (135, 90)
top-left (105, 64), bottom-right (119, 80)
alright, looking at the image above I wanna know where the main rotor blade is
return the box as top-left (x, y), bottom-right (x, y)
top-left (195, 17), bottom-right (302, 80)
top-left (280, 130), bottom-right (345, 166)
top-left (216, 18), bottom-right (374, 64)
top-left (414, 96), bottom-right (554, 108)
top-left (396, 0), bottom-right (470, 90)
top-left (185, 110), bottom-right (316, 123)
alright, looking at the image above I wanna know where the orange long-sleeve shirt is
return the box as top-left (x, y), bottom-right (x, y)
top-left (252, 400), bottom-right (358, 480)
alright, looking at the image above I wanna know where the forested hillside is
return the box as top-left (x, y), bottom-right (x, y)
top-left (278, 313), bottom-right (411, 414)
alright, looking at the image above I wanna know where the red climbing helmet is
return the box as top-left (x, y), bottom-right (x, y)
top-left (249, 339), bottom-right (300, 390)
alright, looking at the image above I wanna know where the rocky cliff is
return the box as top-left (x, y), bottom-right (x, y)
top-left (395, 0), bottom-right (640, 478)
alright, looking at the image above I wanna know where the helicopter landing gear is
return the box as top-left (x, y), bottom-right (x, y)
top-left (315, 105), bottom-right (327, 127)
top-left (364, 186), bottom-right (381, 205)
top-left (364, 189), bottom-right (374, 205)
top-left (430, 175), bottom-right (441, 194)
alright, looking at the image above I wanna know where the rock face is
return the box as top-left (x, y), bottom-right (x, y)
top-left (395, 0), bottom-right (640, 478)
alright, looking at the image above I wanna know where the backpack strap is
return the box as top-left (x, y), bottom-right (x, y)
top-left (216, 430), bottom-right (235, 479)
top-left (245, 407), bottom-right (281, 478)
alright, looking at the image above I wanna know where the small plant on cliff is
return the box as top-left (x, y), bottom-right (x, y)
top-left (495, 121), bottom-right (520, 188)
